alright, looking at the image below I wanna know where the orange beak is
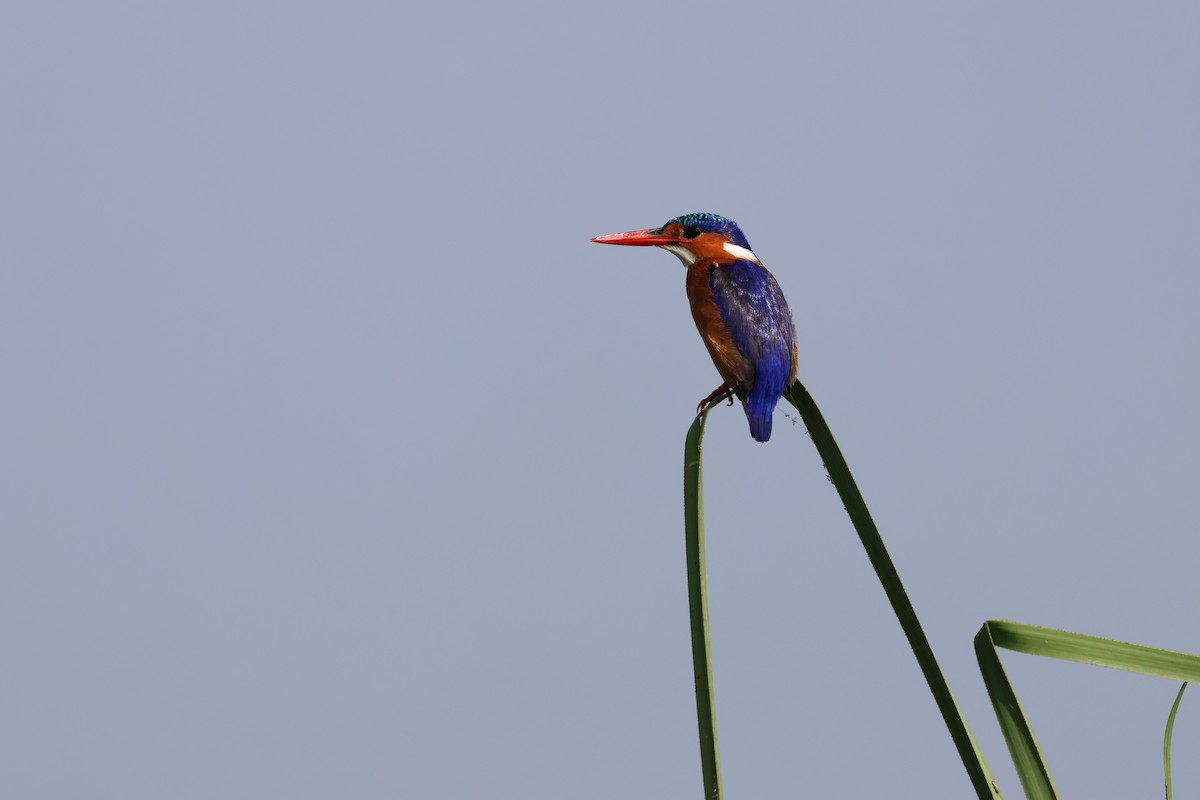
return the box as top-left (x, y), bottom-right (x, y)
top-left (590, 227), bottom-right (684, 246)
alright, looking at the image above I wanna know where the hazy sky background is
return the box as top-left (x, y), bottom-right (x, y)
top-left (3, 2), bottom-right (1198, 797)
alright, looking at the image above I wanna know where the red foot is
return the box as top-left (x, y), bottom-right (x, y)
top-left (696, 383), bottom-right (734, 415)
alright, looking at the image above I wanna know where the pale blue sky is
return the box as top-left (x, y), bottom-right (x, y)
top-left (3, 2), bottom-right (1198, 797)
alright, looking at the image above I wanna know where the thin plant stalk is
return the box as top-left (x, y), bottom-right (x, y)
top-left (782, 382), bottom-right (1001, 798)
top-left (684, 406), bottom-right (721, 799)
top-left (680, 382), bottom-right (999, 799)
top-left (1165, 683), bottom-right (1187, 800)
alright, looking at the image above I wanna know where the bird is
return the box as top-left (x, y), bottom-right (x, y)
top-left (591, 212), bottom-right (797, 443)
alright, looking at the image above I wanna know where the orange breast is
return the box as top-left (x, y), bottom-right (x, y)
top-left (685, 260), bottom-right (752, 394)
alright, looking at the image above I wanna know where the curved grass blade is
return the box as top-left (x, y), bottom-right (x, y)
top-left (975, 621), bottom-right (1200, 799)
top-left (783, 382), bottom-right (1002, 799)
top-left (974, 623), bottom-right (1058, 799)
top-left (684, 406), bottom-right (721, 799)
top-left (1164, 683), bottom-right (1187, 800)
top-left (984, 622), bottom-right (1200, 681)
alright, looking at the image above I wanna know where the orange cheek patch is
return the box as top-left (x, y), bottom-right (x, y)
top-left (687, 232), bottom-right (736, 263)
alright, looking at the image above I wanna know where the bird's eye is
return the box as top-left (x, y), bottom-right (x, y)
top-left (682, 226), bottom-right (702, 239)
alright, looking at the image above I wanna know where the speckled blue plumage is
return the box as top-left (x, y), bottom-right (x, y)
top-left (667, 212), bottom-right (752, 250)
top-left (709, 259), bottom-right (796, 442)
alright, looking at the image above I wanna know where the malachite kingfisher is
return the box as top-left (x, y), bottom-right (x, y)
top-left (591, 212), bottom-right (798, 443)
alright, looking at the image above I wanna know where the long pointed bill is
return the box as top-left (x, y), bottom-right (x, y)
top-left (590, 227), bottom-right (683, 246)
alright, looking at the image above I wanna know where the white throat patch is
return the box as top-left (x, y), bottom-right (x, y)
top-left (661, 244), bottom-right (697, 266)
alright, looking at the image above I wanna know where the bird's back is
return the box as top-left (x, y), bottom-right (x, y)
top-left (688, 258), bottom-right (797, 442)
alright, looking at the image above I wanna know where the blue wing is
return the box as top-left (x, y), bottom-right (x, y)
top-left (709, 260), bottom-right (796, 441)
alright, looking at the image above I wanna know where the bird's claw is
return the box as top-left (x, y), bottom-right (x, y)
top-left (696, 384), bottom-right (734, 416)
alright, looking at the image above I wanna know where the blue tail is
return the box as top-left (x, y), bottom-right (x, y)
top-left (745, 389), bottom-right (781, 443)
